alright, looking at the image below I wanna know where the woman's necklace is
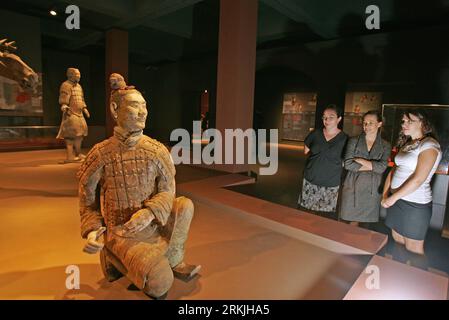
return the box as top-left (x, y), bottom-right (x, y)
top-left (402, 135), bottom-right (426, 152)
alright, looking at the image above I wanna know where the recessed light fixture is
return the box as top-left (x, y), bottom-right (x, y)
top-left (49, 9), bottom-right (57, 16)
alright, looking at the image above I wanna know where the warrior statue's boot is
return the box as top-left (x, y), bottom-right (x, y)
top-left (172, 261), bottom-right (202, 281)
top-left (164, 196), bottom-right (201, 281)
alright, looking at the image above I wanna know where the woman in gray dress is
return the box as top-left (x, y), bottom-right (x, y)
top-left (340, 110), bottom-right (391, 226)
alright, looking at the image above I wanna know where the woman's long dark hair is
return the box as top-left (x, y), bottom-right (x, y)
top-left (396, 108), bottom-right (437, 149)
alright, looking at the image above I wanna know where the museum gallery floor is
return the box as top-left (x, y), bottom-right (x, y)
top-left (0, 149), bottom-right (447, 300)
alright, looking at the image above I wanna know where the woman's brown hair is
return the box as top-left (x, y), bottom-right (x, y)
top-left (363, 110), bottom-right (383, 123)
top-left (396, 108), bottom-right (437, 149)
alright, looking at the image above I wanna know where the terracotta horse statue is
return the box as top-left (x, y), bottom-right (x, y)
top-left (0, 39), bottom-right (38, 93)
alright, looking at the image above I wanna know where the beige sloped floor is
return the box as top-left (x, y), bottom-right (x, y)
top-left (0, 149), bottom-right (368, 300)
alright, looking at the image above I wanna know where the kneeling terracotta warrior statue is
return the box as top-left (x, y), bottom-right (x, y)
top-left (77, 74), bottom-right (200, 298)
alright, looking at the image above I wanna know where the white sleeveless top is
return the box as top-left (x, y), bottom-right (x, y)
top-left (391, 137), bottom-right (442, 204)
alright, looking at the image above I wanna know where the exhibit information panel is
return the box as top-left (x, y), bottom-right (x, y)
top-left (281, 92), bottom-right (316, 142)
top-left (0, 74), bottom-right (43, 114)
top-left (344, 91), bottom-right (383, 137)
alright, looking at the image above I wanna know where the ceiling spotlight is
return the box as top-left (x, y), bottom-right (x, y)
top-left (49, 9), bottom-right (57, 16)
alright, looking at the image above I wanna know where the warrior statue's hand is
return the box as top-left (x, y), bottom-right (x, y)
top-left (123, 208), bottom-right (155, 234)
top-left (83, 108), bottom-right (90, 118)
top-left (83, 227), bottom-right (106, 254)
top-left (61, 105), bottom-right (70, 113)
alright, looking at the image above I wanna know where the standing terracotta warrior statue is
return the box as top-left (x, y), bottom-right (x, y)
top-left (77, 74), bottom-right (200, 299)
top-left (57, 68), bottom-right (90, 162)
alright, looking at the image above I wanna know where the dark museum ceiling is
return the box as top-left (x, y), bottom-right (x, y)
top-left (2, 0), bottom-right (449, 67)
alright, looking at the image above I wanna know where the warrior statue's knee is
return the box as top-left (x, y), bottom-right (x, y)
top-left (173, 196), bottom-right (194, 221)
top-left (143, 257), bottom-right (174, 299)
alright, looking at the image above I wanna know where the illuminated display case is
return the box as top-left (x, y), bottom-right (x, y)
top-left (0, 73), bottom-right (62, 150)
top-left (281, 92), bottom-right (316, 142)
top-left (0, 126), bottom-right (62, 151)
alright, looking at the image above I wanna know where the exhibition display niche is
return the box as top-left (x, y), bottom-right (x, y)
top-left (0, 38), bottom-right (46, 150)
top-left (281, 92), bottom-right (317, 142)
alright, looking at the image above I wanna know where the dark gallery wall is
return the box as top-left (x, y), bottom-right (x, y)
top-left (128, 0), bottom-right (219, 144)
top-left (4, 7), bottom-right (449, 146)
top-left (253, 66), bottom-right (316, 135)
top-left (133, 17), bottom-right (449, 143)
top-left (129, 22), bottom-right (449, 144)
top-left (1, 7), bottom-right (106, 133)
top-left (130, 57), bottom-right (218, 144)
top-left (41, 46), bottom-right (218, 145)
top-left (254, 23), bottom-right (449, 133)
top-left (0, 9), bottom-right (42, 72)
top-left (2, 11), bottom-right (219, 145)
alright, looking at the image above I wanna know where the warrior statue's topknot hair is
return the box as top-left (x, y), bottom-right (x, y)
top-left (109, 73), bottom-right (139, 107)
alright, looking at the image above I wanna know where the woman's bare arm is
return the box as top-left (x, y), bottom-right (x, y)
top-left (382, 149), bottom-right (438, 208)
top-left (390, 149), bottom-right (438, 200)
top-left (304, 145), bottom-right (310, 155)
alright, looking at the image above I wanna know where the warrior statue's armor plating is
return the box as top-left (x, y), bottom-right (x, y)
top-left (77, 74), bottom-right (200, 299)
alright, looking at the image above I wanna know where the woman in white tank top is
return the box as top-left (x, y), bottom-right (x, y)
top-left (382, 109), bottom-right (441, 255)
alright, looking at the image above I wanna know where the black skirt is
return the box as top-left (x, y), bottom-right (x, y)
top-left (385, 199), bottom-right (432, 240)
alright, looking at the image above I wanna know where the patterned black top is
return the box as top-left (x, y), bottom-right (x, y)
top-left (303, 129), bottom-right (348, 187)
